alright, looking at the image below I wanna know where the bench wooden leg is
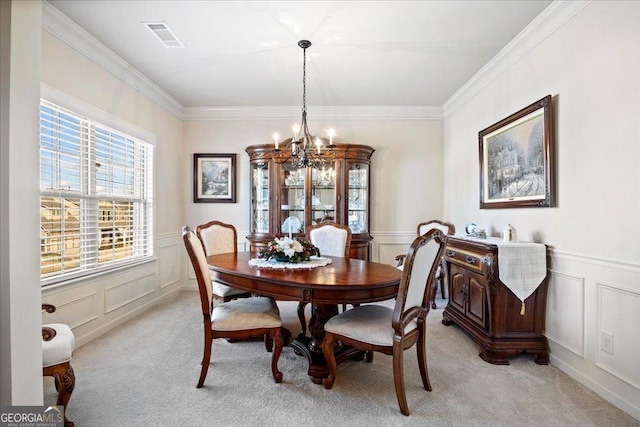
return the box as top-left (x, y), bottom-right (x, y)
top-left (44, 361), bottom-right (75, 427)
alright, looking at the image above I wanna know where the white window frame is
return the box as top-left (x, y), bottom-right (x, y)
top-left (40, 85), bottom-right (155, 286)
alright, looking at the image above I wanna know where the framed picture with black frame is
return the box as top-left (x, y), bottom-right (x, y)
top-left (193, 153), bottom-right (236, 203)
top-left (479, 95), bottom-right (554, 209)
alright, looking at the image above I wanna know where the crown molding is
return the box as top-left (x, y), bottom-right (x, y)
top-left (442, 0), bottom-right (591, 118)
top-left (181, 105), bottom-right (443, 121)
top-left (42, 1), bottom-right (184, 118)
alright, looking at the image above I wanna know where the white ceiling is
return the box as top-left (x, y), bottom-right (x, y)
top-left (46, 1), bottom-right (552, 109)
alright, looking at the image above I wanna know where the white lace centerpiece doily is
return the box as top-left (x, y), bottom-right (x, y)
top-left (248, 256), bottom-right (332, 270)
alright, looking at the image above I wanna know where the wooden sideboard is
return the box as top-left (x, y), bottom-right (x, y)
top-left (442, 237), bottom-right (549, 365)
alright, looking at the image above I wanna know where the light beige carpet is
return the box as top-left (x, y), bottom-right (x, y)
top-left (45, 291), bottom-right (638, 426)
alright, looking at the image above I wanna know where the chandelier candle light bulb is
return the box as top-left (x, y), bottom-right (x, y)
top-left (293, 123), bottom-right (300, 141)
top-left (273, 132), bottom-right (279, 150)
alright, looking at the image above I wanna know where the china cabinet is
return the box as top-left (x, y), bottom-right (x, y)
top-left (442, 237), bottom-right (549, 365)
top-left (245, 142), bottom-right (374, 260)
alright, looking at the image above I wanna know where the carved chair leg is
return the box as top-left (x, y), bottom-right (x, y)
top-left (321, 332), bottom-right (338, 389)
top-left (431, 279), bottom-right (439, 309)
top-left (417, 324), bottom-right (432, 391)
top-left (46, 361), bottom-right (75, 427)
top-left (198, 332), bottom-right (212, 388)
top-left (297, 302), bottom-right (308, 337)
top-left (392, 342), bottom-right (410, 416)
top-left (270, 328), bottom-right (284, 383)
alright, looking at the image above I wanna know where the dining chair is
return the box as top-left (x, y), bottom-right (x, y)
top-left (183, 226), bottom-right (284, 387)
top-left (297, 221), bottom-right (352, 337)
top-left (196, 220), bottom-right (251, 302)
top-left (396, 220), bottom-right (455, 308)
top-left (42, 304), bottom-right (76, 427)
top-left (322, 228), bottom-right (447, 416)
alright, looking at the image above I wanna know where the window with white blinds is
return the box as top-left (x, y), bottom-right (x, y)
top-left (40, 100), bottom-right (154, 283)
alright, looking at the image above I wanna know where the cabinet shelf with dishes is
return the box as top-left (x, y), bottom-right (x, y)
top-left (246, 142), bottom-right (374, 260)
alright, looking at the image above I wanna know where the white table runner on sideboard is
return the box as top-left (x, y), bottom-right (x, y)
top-left (494, 241), bottom-right (546, 303)
top-left (460, 237), bottom-right (547, 310)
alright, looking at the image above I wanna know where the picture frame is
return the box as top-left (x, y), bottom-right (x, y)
top-left (193, 153), bottom-right (236, 203)
top-left (479, 95), bottom-right (554, 209)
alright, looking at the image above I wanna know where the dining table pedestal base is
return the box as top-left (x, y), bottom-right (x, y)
top-left (290, 303), bottom-right (366, 384)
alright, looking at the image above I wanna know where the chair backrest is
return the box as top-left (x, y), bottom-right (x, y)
top-left (393, 229), bottom-right (446, 328)
top-left (183, 226), bottom-right (213, 316)
top-left (417, 220), bottom-right (455, 237)
top-left (196, 220), bottom-right (238, 256)
top-left (306, 220), bottom-right (352, 258)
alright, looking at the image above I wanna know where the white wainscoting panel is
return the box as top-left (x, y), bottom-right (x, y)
top-left (545, 270), bottom-right (585, 357)
top-left (548, 249), bottom-right (640, 420)
top-left (370, 232), bottom-right (416, 265)
top-left (597, 283), bottom-right (640, 390)
top-left (104, 272), bottom-right (157, 313)
top-left (42, 292), bottom-right (98, 330)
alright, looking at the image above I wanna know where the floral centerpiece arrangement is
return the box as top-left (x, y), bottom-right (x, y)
top-left (258, 236), bottom-right (320, 263)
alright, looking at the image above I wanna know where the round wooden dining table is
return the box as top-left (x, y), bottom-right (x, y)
top-left (206, 252), bottom-right (402, 384)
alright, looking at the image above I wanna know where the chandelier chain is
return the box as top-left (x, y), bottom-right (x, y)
top-left (302, 45), bottom-right (307, 113)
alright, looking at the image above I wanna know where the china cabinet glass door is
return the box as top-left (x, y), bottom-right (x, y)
top-left (250, 163), bottom-right (269, 234)
top-left (310, 164), bottom-right (337, 226)
top-left (347, 163), bottom-right (369, 234)
top-left (279, 164), bottom-right (305, 237)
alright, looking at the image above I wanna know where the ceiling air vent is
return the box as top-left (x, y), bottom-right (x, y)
top-left (143, 22), bottom-right (185, 48)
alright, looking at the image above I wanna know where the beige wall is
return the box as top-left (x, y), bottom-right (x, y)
top-left (40, 31), bottom-right (184, 346)
top-left (443, 1), bottom-right (640, 419)
top-left (183, 118), bottom-right (444, 265)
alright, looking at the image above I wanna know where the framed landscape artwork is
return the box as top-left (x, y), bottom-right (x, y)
top-left (479, 95), bottom-right (554, 209)
top-left (193, 153), bottom-right (236, 203)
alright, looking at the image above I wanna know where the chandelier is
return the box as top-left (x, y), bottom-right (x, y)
top-left (271, 40), bottom-right (336, 169)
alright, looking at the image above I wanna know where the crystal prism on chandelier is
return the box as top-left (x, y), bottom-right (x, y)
top-left (271, 40), bottom-right (336, 169)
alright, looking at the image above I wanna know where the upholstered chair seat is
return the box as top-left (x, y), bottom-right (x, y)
top-left (211, 297), bottom-right (281, 331)
top-left (324, 305), bottom-right (417, 346)
top-left (211, 279), bottom-right (249, 298)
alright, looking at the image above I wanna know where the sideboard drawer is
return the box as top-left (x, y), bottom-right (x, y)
top-left (445, 247), bottom-right (483, 273)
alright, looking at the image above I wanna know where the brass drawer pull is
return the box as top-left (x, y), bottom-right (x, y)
top-left (465, 255), bottom-right (477, 264)
top-left (447, 250), bottom-right (456, 257)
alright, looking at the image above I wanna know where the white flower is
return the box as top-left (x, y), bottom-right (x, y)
top-left (276, 237), bottom-right (303, 258)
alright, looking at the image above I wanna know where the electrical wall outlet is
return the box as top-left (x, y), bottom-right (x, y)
top-left (601, 331), bottom-right (614, 355)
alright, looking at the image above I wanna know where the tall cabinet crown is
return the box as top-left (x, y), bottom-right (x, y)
top-left (245, 142), bottom-right (374, 260)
